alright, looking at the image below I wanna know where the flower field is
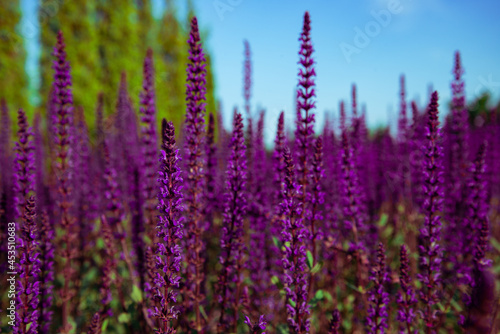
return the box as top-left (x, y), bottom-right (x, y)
top-left (1, 9), bottom-right (500, 334)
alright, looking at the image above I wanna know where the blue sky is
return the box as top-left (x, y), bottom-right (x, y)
top-left (21, 0), bottom-right (500, 140)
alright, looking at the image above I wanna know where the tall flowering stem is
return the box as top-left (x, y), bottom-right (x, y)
top-left (398, 75), bottom-right (411, 200)
top-left (184, 17), bottom-right (207, 329)
top-left (243, 40), bottom-right (254, 189)
top-left (460, 142), bottom-right (488, 285)
top-left (280, 147), bottom-right (310, 334)
top-left (217, 112), bottom-right (247, 333)
top-left (151, 119), bottom-right (184, 333)
top-left (139, 48), bottom-right (158, 243)
top-left (51, 31), bottom-right (76, 333)
top-left (13, 109), bottom-right (35, 219)
top-left (204, 113), bottom-right (218, 228)
top-left (295, 11), bottom-right (316, 220)
top-left (417, 91), bottom-right (443, 333)
top-left (244, 315), bottom-right (267, 334)
top-left (15, 196), bottom-right (40, 334)
top-left (307, 136), bottom-right (324, 298)
top-left (87, 313), bottom-right (101, 334)
top-left (367, 243), bottom-right (389, 334)
top-left (38, 211), bottom-right (55, 334)
top-left (328, 309), bottom-right (341, 334)
top-left (397, 245), bottom-right (416, 334)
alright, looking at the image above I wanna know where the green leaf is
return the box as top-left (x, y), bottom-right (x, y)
top-left (378, 213), bottom-right (388, 227)
top-left (315, 290), bottom-right (324, 300)
top-left (288, 298), bottom-right (296, 308)
top-left (306, 250), bottom-right (314, 270)
top-left (324, 291), bottom-right (333, 302)
top-left (101, 319), bottom-right (109, 332)
top-left (26, 322), bottom-right (32, 331)
top-left (273, 236), bottom-right (280, 247)
top-left (271, 275), bottom-right (280, 285)
top-left (118, 313), bottom-right (131, 323)
top-left (450, 298), bottom-right (463, 312)
top-left (311, 262), bottom-right (322, 274)
top-left (131, 285), bottom-right (143, 303)
top-left (491, 238), bottom-right (500, 253)
top-left (199, 305), bottom-right (208, 320)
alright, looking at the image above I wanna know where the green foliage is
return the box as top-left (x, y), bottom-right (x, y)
top-left (0, 0), bottom-right (27, 113)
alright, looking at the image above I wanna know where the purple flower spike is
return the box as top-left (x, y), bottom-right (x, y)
top-left (295, 11), bottom-right (316, 214)
top-left (15, 196), bottom-right (40, 334)
top-left (397, 245), bottom-right (417, 334)
top-left (398, 75), bottom-right (411, 200)
top-left (87, 313), bottom-right (101, 334)
top-left (184, 17), bottom-right (207, 329)
top-left (280, 147), bottom-right (310, 334)
top-left (339, 101), bottom-right (366, 254)
top-left (328, 309), bottom-right (341, 334)
top-left (204, 113), bottom-right (218, 227)
top-left (366, 243), bottom-right (389, 334)
top-left (417, 91), bottom-right (443, 332)
top-left (244, 315), bottom-right (267, 334)
top-left (151, 119), bottom-right (184, 333)
top-left (13, 109), bottom-right (35, 220)
top-left (139, 48), bottom-right (158, 240)
top-left (52, 31), bottom-right (76, 333)
top-left (38, 211), bottom-right (55, 334)
top-left (217, 112), bottom-right (247, 333)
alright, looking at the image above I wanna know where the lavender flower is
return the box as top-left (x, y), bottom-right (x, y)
top-left (280, 147), bottom-right (310, 334)
top-left (38, 211), bottom-right (55, 334)
top-left (295, 11), bottom-right (316, 216)
top-left (15, 196), bottom-right (40, 334)
top-left (151, 119), bottom-right (184, 333)
top-left (459, 142), bottom-right (488, 285)
top-left (366, 243), bottom-right (389, 334)
top-left (204, 113), bottom-right (218, 228)
top-left (397, 245), bottom-right (417, 334)
top-left (87, 313), bottom-right (101, 334)
top-left (13, 109), bottom-right (35, 219)
top-left (51, 31), bottom-right (76, 333)
top-left (417, 91), bottom-right (443, 332)
top-left (184, 17), bottom-right (207, 329)
top-left (339, 101), bottom-right (366, 253)
top-left (273, 111), bottom-right (286, 209)
top-left (139, 48), bottom-right (158, 243)
top-left (328, 309), bottom-right (341, 334)
top-left (397, 75), bottom-right (411, 200)
top-left (243, 40), bottom-right (254, 190)
top-left (131, 169), bottom-right (146, 291)
top-left (244, 315), bottom-right (267, 334)
top-left (217, 112), bottom-right (247, 333)
top-left (409, 101), bottom-right (424, 207)
top-left (99, 215), bottom-right (116, 316)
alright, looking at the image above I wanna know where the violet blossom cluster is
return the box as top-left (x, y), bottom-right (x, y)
top-left (184, 17), bottom-right (207, 328)
top-left (217, 112), bottom-right (247, 333)
top-left (151, 119), bottom-right (184, 333)
top-left (280, 147), bottom-right (310, 334)
top-left (366, 243), bottom-right (389, 334)
top-left (38, 211), bottom-right (55, 334)
top-left (397, 245), bottom-right (417, 334)
top-left (244, 315), bottom-right (267, 334)
top-left (417, 91), bottom-right (443, 331)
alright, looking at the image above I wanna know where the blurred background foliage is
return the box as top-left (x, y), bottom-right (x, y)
top-left (0, 0), bottom-right (217, 132)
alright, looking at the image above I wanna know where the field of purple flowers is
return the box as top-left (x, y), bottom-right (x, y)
top-left (1, 11), bottom-right (500, 334)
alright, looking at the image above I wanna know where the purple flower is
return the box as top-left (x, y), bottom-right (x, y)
top-left (99, 215), bottom-right (117, 314)
top-left (417, 91), bottom-right (443, 331)
top-left (397, 245), bottom-right (417, 334)
top-left (339, 101), bottom-right (366, 253)
top-left (13, 109), bottom-right (35, 220)
top-left (204, 113), bottom-right (218, 228)
top-left (409, 101), bottom-right (425, 207)
top-left (139, 48), bottom-right (158, 241)
top-left (87, 313), bottom-right (101, 334)
top-left (184, 17), bottom-right (207, 329)
top-left (280, 147), bottom-right (310, 334)
top-left (51, 31), bottom-right (76, 333)
top-left (217, 112), bottom-right (247, 333)
top-left (151, 119), bottom-right (184, 333)
top-left (295, 11), bottom-right (316, 218)
top-left (15, 196), bottom-right (40, 334)
top-left (244, 315), bottom-right (267, 334)
top-left (366, 243), bottom-right (389, 334)
top-left (38, 211), bottom-right (55, 334)
top-left (397, 75), bottom-right (411, 200)
top-left (328, 309), bottom-right (341, 334)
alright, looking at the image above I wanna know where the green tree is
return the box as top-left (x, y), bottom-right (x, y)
top-left (0, 0), bottom-right (27, 113)
top-left (39, 0), bottom-right (100, 123)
